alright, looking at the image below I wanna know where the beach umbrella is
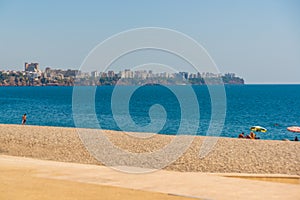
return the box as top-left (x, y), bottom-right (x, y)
top-left (287, 126), bottom-right (300, 133)
top-left (250, 126), bottom-right (267, 132)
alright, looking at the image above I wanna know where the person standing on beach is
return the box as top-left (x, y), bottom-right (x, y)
top-left (22, 113), bottom-right (27, 125)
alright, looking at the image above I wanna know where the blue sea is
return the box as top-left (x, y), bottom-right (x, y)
top-left (0, 85), bottom-right (299, 141)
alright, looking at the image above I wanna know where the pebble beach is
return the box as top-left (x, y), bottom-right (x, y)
top-left (0, 124), bottom-right (299, 175)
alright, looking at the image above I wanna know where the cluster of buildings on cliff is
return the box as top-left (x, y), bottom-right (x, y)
top-left (0, 62), bottom-right (244, 86)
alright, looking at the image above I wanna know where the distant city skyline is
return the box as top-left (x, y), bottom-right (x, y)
top-left (0, 62), bottom-right (244, 86)
top-left (0, 0), bottom-right (299, 84)
top-left (1, 62), bottom-right (237, 77)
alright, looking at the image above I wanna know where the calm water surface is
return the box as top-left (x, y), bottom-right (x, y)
top-left (0, 85), bottom-right (299, 140)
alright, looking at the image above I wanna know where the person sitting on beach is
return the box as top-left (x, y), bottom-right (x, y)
top-left (249, 132), bottom-right (256, 139)
top-left (295, 136), bottom-right (299, 141)
top-left (238, 132), bottom-right (245, 138)
top-left (22, 113), bottom-right (27, 125)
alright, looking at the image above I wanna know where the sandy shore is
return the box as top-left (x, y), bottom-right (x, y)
top-left (1, 155), bottom-right (299, 200)
top-left (0, 156), bottom-right (193, 200)
top-left (0, 124), bottom-right (299, 175)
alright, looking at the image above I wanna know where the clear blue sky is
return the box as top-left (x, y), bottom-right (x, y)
top-left (0, 0), bottom-right (299, 83)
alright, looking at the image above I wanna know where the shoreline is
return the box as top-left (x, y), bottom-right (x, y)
top-left (0, 124), bottom-right (299, 175)
top-left (0, 123), bottom-right (296, 142)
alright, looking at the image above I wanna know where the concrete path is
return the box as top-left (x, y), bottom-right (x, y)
top-left (0, 155), bottom-right (299, 200)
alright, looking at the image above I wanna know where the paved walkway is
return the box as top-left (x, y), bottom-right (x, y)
top-left (0, 155), bottom-right (299, 200)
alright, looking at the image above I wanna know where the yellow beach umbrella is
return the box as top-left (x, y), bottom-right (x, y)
top-left (250, 126), bottom-right (267, 133)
